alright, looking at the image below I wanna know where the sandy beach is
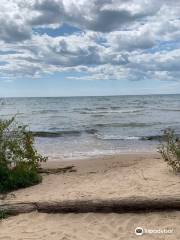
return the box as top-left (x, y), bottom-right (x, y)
top-left (1, 152), bottom-right (180, 204)
top-left (1, 152), bottom-right (180, 239)
top-left (1, 211), bottom-right (180, 240)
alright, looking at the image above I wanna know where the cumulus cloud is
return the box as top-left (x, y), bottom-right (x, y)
top-left (0, 0), bottom-right (180, 82)
top-left (0, 0), bottom-right (31, 42)
top-left (0, 0), bottom-right (171, 42)
top-left (28, 0), bottom-right (161, 32)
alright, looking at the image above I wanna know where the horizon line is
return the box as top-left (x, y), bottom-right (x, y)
top-left (1, 93), bottom-right (180, 98)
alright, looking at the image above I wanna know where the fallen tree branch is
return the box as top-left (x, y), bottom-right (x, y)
top-left (1, 196), bottom-right (180, 216)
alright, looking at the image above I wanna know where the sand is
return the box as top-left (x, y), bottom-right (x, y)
top-left (1, 152), bottom-right (180, 204)
top-left (1, 152), bottom-right (180, 239)
top-left (1, 211), bottom-right (180, 240)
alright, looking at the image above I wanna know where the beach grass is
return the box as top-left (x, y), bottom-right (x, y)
top-left (158, 129), bottom-right (180, 172)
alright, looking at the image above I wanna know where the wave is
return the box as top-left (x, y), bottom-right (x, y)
top-left (94, 122), bottom-right (159, 128)
top-left (73, 107), bottom-right (93, 112)
top-left (91, 114), bottom-right (105, 117)
top-left (95, 134), bottom-right (141, 140)
top-left (32, 110), bottom-right (59, 114)
top-left (153, 108), bottom-right (180, 112)
top-left (110, 106), bottom-right (121, 110)
top-left (31, 128), bottom-right (98, 137)
top-left (94, 133), bottom-right (164, 141)
top-left (140, 135), bottom-right (163, 141)
top-left (94, 133), bottom-right (177, 141)
top-left (95, 107), bottom-right (108, 110)
top-left (95, 134), bottom-right (180, 141)
top-left (142, 133), bottom-right (180, 141)
top-left (79, 109), bottom-right (142, 115)
top-left (31, 130), bottom-right (81, 137)
top-left (31, 129), bottom-right (180, 141)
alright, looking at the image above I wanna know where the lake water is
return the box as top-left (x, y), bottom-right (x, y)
top-left (0, 94), bottom-right (180, 160)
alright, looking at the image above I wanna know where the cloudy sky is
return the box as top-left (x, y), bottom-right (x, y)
top-left (0, 0), bottom-right (180, 97)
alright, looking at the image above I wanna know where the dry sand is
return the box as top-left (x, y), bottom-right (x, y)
top-left (1, 152), bottom-right (180, 204)
top-left (1, 152), bottom-right (180, 239)
top-left (1, 211), bottom-right (180, 240)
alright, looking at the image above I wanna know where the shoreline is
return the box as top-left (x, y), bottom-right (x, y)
top-left (39, 151), bottom-right (159, 174)
top-left (38, 148), bottom-right (158, 163)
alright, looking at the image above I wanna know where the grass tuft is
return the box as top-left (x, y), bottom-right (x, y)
top-left (158, 129), bottom-right (180, 172)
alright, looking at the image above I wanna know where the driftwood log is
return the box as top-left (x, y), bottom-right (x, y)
top-left (0, 203), bottom-right (36, 215)
top-left (1, 196), bottom-right (180, 216)
top-left (38, 166), bottom-right (76, 174)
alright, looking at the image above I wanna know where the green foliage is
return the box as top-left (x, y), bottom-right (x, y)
top-left (0, 210), bottom-right (8, 220)
top-left (0, 117), bottom-right (47, 193)
top-left (158, 129), bottom-right (180, 172)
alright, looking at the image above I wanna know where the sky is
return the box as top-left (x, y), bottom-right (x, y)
top-left (0, 0), bottom-right (180, 97)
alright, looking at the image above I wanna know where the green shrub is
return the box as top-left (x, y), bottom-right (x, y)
top-left (0, 117), bottom-right (47, 193)
top-left (158, 129), bottom-right (180, 172)
top-left (0, 210), bottom-right (8, 220)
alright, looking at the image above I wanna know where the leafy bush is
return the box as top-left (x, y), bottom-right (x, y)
top-left (0, 117), bottom-right (47, 193)
top-left (0, 210), bottom-right (8, 220)
top-left (158, 129), bottom-right (180, 172)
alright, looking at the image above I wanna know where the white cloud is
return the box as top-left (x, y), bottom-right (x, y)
top-left (0, 0), bottom-right (180, 82)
